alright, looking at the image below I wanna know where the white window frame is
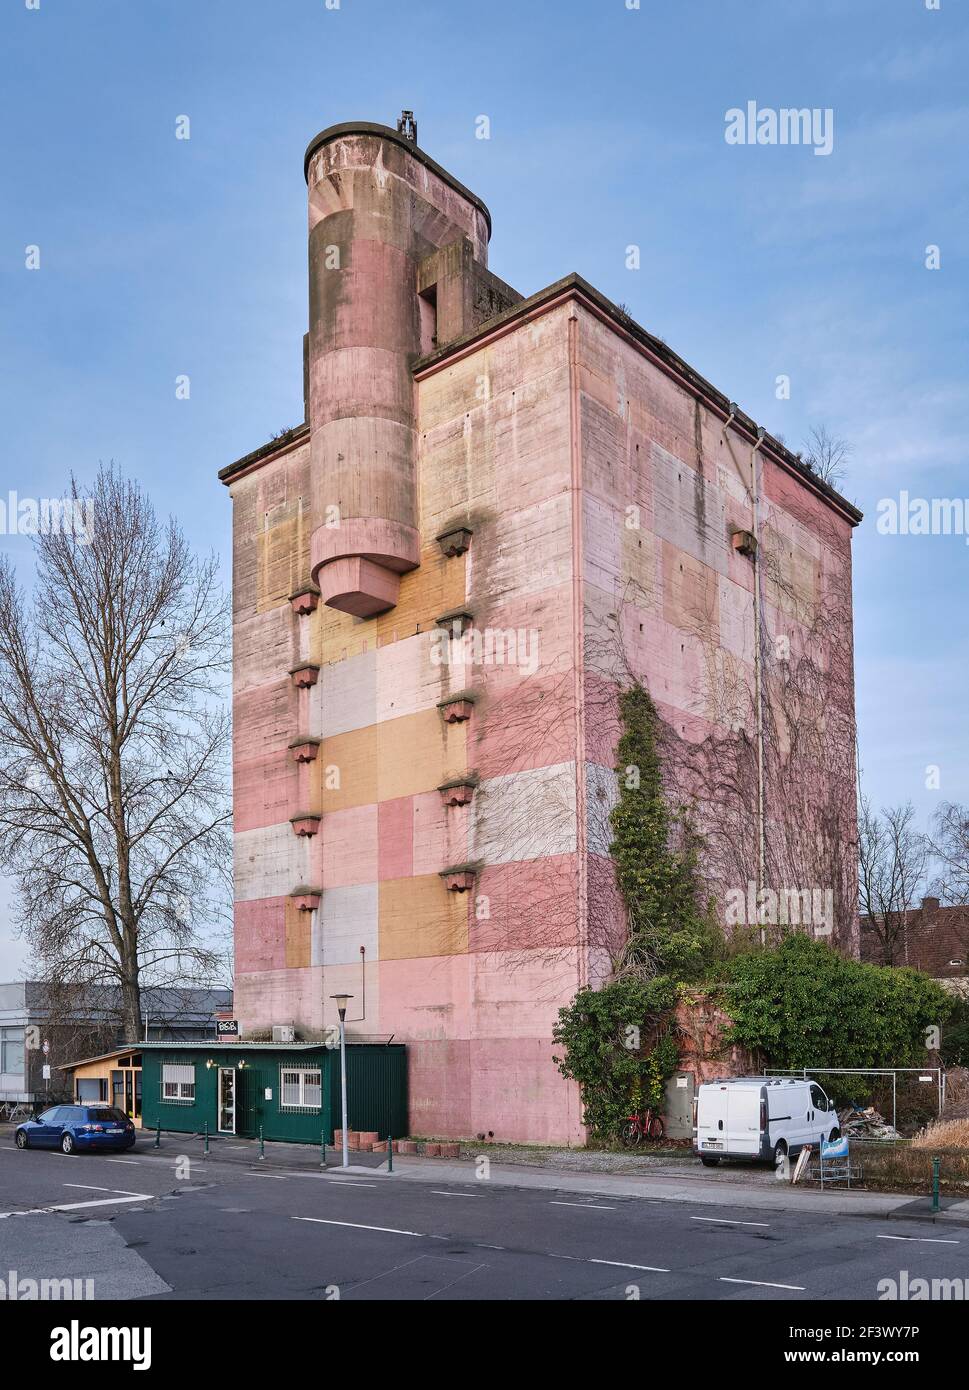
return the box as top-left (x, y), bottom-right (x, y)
top-left (0, 1027), bottom-right (25, 1074)
top-left (279, 1066), bottom-right (322, 1112)
top-left (161, 1062), bottom-right (196, 1104)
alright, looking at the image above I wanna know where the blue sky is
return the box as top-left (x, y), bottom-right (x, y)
top-left (1, 0), bottom-right (966, 973)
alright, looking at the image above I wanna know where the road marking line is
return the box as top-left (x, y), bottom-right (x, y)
top-left (294, 1216), bottom-right (424, 1237)
top-left (322, 1181), bottom-right (377, 1188)
top-left (63, 1184), bottom-right (143, 1196)
top-left (590, 1259), bottom-right (670, 1272)
top-left (429, 1190), bottom-right (479, 1198)
top-left (719, 1277), bottom-right (805, 1291)
top-left (691, 1216), bottom-right (770, 1227)
top-left (1, 1192), bottom-right (153, 1217)
top-left (549, 1201), bottom-right (615, 1210)
top-left (877, 1234), bottom-right (958, 1245)
top-left (104, 1158), bottom-right (141, 1165)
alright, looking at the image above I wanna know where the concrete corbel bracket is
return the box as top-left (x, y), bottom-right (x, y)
top-left (289, 813), bottom-right (322, 838)
top-left (438, 691), bottom-right (477, 724)
top-left (288, 736), bottom-right (322, 763)
top-left (730, 527), bottom-right (757, 559)
top-left (289, 583), bottom-right (322, 615)
top-left (436, 526), bottom-right (473, 558)
top-left (440, 863), bottom-right (478, 893)
top-left (289, 886), bottom-right (323, 911)
top-left (434, 607), bottom-right (474, 638)
top-left (289, 662), bottom-right (321, 688)
top-left (437, 774), bottom-right (480, 807)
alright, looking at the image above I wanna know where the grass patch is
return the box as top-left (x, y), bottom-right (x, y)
top-left (851, 1139), bottom-right (969, 1195)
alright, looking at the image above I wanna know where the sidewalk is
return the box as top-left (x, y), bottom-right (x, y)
top-left (124, 1127), bottom-right (969, 1227)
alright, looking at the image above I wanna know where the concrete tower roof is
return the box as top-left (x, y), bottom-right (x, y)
top-left (302, 120), bottom-right (493, 239)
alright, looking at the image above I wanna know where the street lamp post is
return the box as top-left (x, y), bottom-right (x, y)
top-left (329, 994), bottom-right (353, 1168)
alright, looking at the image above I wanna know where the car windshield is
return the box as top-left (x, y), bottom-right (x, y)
top-left (86, 1107), bottom-right (129, 1123)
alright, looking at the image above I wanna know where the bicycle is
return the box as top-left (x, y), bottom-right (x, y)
top-left (619, 1108), bottom-right (665, 1147)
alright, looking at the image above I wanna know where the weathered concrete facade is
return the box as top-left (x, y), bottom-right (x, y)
top-left (221, 121), bottom-right (861, 1144)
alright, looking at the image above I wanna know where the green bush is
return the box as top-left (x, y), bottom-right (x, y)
top-left (940, 995), bottom-right (969, 1068)
top-left (724, 933), bottom-right (952, 1071)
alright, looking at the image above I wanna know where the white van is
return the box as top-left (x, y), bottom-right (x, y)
top-left (693, 1076), bottom-right (840, 1166)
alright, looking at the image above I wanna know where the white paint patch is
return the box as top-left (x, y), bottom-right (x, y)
top-left (470, 762), bottom-right (577, 865)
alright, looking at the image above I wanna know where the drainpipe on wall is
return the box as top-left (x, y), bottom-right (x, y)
top-left (750, 427), bottom-right (767, 943)
top-left (720, 409), bottom-right (768, 940)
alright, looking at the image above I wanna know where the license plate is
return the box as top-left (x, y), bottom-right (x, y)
top-left (106, 1126), bottom-right (122, 1133)
top-left (702, 1140), bottom-right (723, 1148)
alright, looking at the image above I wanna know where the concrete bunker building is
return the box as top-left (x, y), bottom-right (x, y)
top-left (220, 117), bottom-right (861, 1145)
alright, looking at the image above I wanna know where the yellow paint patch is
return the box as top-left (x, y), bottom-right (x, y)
top-left (379, 874), bottom-right (469, 959)
top-left (662, 539), bottom-right (719, 638)
top-left (319, 709), bottom-right (467, 810)
top-left (285, 897), bottom-right (312, 969)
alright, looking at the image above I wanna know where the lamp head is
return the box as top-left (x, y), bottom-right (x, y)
top-left (329, 992), bottom-right (353, 1022)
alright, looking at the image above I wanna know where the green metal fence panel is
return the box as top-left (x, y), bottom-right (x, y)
top-left (324, 1044), bottom-right (408, 1141)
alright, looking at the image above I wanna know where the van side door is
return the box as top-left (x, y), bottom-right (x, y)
top-left (810, 1083), bottom-right (833, 1141)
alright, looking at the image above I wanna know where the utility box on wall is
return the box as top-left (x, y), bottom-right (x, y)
top-left (141, 1041), bottom-right (407, 1145)
top-left (664, 1071), bottom-right (696, 1139)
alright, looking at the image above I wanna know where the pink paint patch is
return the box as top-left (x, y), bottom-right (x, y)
top-left (378, 796), bottom-right (414, 881)
top-left (235, 897), bottom-right (287, 973)
top-left (321, 805), bottom-right (378, 887)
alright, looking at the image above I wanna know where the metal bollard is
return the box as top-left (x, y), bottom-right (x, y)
top-left (387, 1136), bottom-right (393, 1173)
top-left (321, 1130), bottom-right (326, 1168)
top-left (203, 1121), bottom-right (209, 1157)
top-left (154, 1121), bottom-right (161, 1150)
top-left (259, 1125), bottom-right (265, 1161)
top-left (932, 1155), bottom-right (941, 1212)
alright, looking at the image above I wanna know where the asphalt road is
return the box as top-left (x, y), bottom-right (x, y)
top-left (1, 1136), bottom-right (966, 1301)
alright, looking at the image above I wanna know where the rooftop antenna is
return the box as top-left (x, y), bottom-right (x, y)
top-left (397, 110), bottom-right (417, 144)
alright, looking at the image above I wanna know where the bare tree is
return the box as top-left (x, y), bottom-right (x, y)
top-left (857, 799), bottom-right (930, 965)
top-left (930, 801), bottom-right (969, 906)
top-left (0, 465), bottom-right (231, 1040)
top-left (801, 425), bottom-right (850, 490)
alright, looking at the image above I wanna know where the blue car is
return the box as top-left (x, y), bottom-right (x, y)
top-left (15, 1104), bottom-right (136, 1155)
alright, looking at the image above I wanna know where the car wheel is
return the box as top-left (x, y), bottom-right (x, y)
top-left (61, 1132), bottom-right (76, 1155)
top-left (15, 1130), bottom-right (28, 1149)
top-left (700, 1155), bottom-right (720, 1167)
top-left (773, 1139), bottom-right (788, 1167)
top-left (829, 1128), bottom-right (841, 1142)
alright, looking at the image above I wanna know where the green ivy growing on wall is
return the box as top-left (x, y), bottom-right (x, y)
top-left (552, 977), bottom-right (679, 1139)
top-left (553, 683), bottom-right (722, 1141)
top-left (609, 684), bottom-right (723, 980)
top-left (553, 683), bottom-right (951, 1145)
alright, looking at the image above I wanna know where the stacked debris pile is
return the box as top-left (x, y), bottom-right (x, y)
top-left (837, 1104), bottom-right (901, 1140)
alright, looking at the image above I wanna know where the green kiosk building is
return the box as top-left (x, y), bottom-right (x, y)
top-left (140, 1041), bottom-right (407, 1146)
